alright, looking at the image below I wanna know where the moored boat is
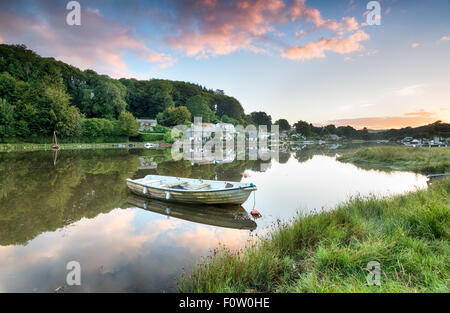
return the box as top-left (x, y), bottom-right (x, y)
top-left (126, 174), bottom-right (257, 204)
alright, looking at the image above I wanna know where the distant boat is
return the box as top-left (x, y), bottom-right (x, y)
top-left (52, 131), bottom-right (60, 151)
top-left (127, 195), bottom-right (257, 230)
top-left (126, 174), bottom-right (257, 205)
top-left (144, 142), bottom-right (159, 149)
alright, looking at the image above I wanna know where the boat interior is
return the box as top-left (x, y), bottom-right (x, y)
top-left (130, 175), bottom-right (254, 191)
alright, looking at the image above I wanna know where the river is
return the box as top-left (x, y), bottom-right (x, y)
top-left (0, 144), bottom-right (428, 292)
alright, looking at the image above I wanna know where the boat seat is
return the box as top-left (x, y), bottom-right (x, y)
top-left (161, 181), bottom-right (188, 188)
top-left (144, 179), bottom-right (163, 185)
top-left (189, 183), bottom-right (211, 190)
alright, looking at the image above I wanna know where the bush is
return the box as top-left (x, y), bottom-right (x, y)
top-left (139, 133), bottom-right (165, 141)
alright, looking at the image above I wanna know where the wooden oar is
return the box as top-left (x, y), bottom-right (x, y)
top-left (189, 183), bottom-right (211, 190)
top-left (161, 181), bottom-right (188, 188)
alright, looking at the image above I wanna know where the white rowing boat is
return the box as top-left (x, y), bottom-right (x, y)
top-left (126, 174), bottom-right (257, 204)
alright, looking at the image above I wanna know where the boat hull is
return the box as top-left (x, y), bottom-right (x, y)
top-left (126, 180), bottom-right (255, 205)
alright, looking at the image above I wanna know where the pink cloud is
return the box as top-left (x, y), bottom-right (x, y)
top-left (166, 0), bottom-right (289, 57)
top-left (282, 30), bottom-right (370, 61)
top-left (0, 6), bottom-right (173, 77)
top-left (440, 36), bottom-right (450, 41)
top-left (328, 116), bottom-right (440, 130)
top-left (167, 0), bottom-right (363, 60)
top-left (403, 109), bottom-right (435, 117)
top-left (0, 0), bottom-right (370, 72)
top-left (411, 42), bottom-right (420, 48)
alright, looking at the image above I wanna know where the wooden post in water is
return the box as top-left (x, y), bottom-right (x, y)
top-left (52, 131), bottom-right (60, 151)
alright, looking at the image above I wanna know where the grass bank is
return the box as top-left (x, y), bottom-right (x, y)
top-left (337, 146), bottom-right (450, 174)
top-left (0, 142), bottom-right (172, 152)
top-left (178, 178), bottom-right (449, 292)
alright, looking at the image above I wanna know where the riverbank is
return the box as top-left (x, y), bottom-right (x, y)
top-left (337, 146), bottom-right (450, 174)
top-left (178, 177), bottom-right (449, 293)
top-left (0, 141), bottom-right (171, 152)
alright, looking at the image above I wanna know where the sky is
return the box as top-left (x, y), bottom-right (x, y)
top-left (0, 0), bottom-right (449, 129)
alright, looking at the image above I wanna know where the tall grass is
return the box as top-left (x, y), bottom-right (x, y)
top-left (178, 178), bottom-right (450, 293)
top-left (337, 146), bottom-right (450, 174)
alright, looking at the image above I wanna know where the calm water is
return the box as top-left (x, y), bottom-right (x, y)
top-left (0, 145), bottom-right (428, 292)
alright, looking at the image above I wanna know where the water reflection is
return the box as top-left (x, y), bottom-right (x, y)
top-left (127, 195), bottom-right (257, 231)
top-left (0, 144), bottom-right (428, 292)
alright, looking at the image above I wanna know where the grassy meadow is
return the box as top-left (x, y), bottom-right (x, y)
top-left (337, 146), bottom-right (450, 174)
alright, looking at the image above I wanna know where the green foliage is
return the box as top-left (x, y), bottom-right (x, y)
top-left (250, 111), bottom-right (272, 126)
top-left (157, 106), bottom-right (191, 127)
top-left (0, 98), bottom-right (14, 137)
top-left (56, 105), bottom-right (83, 138)
top-left (86, 78), bottom-right (127, 119)
top-left (163, 131), bottom-right (175, 144)
top-left (82, 118), bottom-right (117, 137)
top-left (294, 120), bottom-right (312, 137)
top-left (221, 114), bottom-right (239, 125)
top-left (139, 132), bottom-right (165, 141)
top-left (338, 146), bottom-right (450, 174)
top-left (211, 94), bottom-right (245, 121)
top-left (0, 44), bottom-right (251, 141)
top-left (118, 111), bottom-right (139, 137)
top-left (186, 95), bottom-right (215, 122)
top-left (275, 119), bottom-right (290, 131)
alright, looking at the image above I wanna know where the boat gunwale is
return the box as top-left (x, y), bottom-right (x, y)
top-left (126, 179), bottom-right (257, 193)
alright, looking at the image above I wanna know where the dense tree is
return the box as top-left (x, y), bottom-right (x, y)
top-left (294, 120), bottom-right (312, 137)
top-left (211, 94), bottom-right (245, 121)
top-left (324, 124), bottom-right (337, 134)
top-left (274, 119), bottom-right (290, 131)
top-left (118, 111), bottom-right (139, 137)
top-left (157, 106), bottom-right (191, 127)
top-left (221, 114), bottom-right (239, 125)
top-left (250, 111), bottom-right (272, 126)
top-left (186, 95), bottom-right (215, 122)
top-left (0, 98), bottom-right (14, 137)
top-left (85, 78), bottom-right (127, 119)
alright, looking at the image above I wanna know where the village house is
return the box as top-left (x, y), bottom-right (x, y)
top-left (329, 134), bottom-right (341, 141)
top-left (136, 119), bottom-right (158, 131)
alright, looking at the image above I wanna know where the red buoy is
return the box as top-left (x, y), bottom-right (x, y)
top-left (251, 209), bottom-right (261, 218)
top-left (243, 172), bottom-right (248, 178)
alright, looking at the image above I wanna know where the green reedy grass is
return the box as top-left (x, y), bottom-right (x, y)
top-left (337, 146), bottom-right (450, 174)
top-left (178, 178), bottom-right (450, 293)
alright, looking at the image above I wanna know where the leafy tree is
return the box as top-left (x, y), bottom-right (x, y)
top-left (186, 95), bottom-right (215, 122)
top-left (212, 94), bottom-right (245, 121)
top-left (89, 79), bottom-right (127, 119)
top-left (118, 111), bottom-right (139, 137)
top-left (157, 106), bottom-right (191, 127)
top-left (274, 119), bottom-right (290, 131)
top-left (250, 111), bottom-right (272, 126)
top-left (0, 98), bottom-right (14, 137)
top-left (56, 105), bottom-right (83, 138)
top-left (324, 124), bottom-right (337, 134)
top-left (146, 80), bottom-right (175, 117)
top-left (221, 114), bottom-right (239, 125)
top-left (294, 120), bottom-right (312, 137)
